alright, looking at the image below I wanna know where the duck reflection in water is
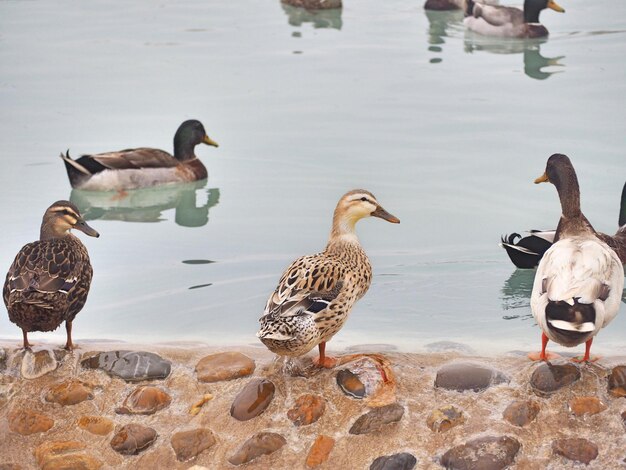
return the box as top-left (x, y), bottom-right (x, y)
top-left (500, 268), bottom-right (535, 319)
top-left (464, 35), bottom-right (564, 80)
top-left (281, 3), bottom-right (343, 30)
top-left (425, 9), bottom-right (464, 63)
top-left (70, 180), bottom-right (220, 228)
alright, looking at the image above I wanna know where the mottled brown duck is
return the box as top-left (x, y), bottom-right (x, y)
top-left (61, 119), bottom-right (218, 191)
top-left (3, 201), bottom-right (99, 350)
top-left (257, 189), bottom-right (400, 367)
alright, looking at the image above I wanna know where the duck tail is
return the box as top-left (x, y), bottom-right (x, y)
top-left (545, 299), bottom-right (596, 342)
top-left (618, 181), bottom-right (626, 229)
top-left (60, 150), bottom-right (91, 189)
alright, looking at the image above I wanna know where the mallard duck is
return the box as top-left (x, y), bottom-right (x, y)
top-left (500, 230), bottom-right (555, 269)
top-left (530, 154), bottom-right (624, 362)
top-left (464, 0), bottom-right (564, 38)
top-left (501, 182), bottom-right (626, 268)
top-left (3, 201), bottom-right (99, 350)
top-left (61, 120), bottom-right (218, 191)
top-left (257, 190), bottom-right (400, 367)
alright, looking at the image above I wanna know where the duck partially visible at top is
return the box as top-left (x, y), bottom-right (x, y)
top-left (61, 120), bottom-right (219, 191)
top-left (464, 0), bottom-right (565, 38)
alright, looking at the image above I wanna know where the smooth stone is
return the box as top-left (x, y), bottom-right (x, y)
top-left (34, 440), bottom-right (102, 470)
top-left (434, 363), bottom-right (508, 392)
top-left (8, 409), bottom-right (54, 435)
top-left (503, 400), bottom-right (540, 427)
top-left (77, 416), bottom-right (114, 436)
top-left (110, 424), bottom-right (158, 455)
top-left (228, 432), bottom-right (286, 466)
top-left (441, 435), bottom-right (521, 470)
top-left (370, 452), bottom-right (417, 470)
top-left (306, 435), bottom-right (334, 468)
top-left (45, 379), bottom-right (94, 406)
top-left (426, 405), bottom-right (464, 432)
top-left (530, 363), bottom-right (581, 396)
top-left (569, 396), bottom-right (607, 416)
top-left (21, 350), bottom-right (57, 379)
top-left (81, 350), bottom-right (171, 382)
top-left (115, 386), bottom-right (171, 415)
top-left (608, 365), bottom-right (626, 397)
top-left (552, 438), bottom-right (598, 465)
top-left (171, 428), bottom-right (216, 462)
top-left (230, 378), bottom-right (275, 421)
top-left (336, 369), bottom-right (366, 399)
top-left (195, 352), bottom-right (255, 383)
top-left (287, 394), bottom-right (325, 426)
top-left (349, 403), bottom-right (404, 435)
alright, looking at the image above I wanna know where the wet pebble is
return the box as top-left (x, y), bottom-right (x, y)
top-left (434, 363), bottom-right (508, 392)
top-left (171, 428), bottom-right (216, 462)
top-left (8, 408), bottom-right (54, 435)
top-left (81, 350), bottom-right (171, 382)
top-left (34, 440), bottom-right (102, 470)
top-left (503, 400), bottom-right (540, 427)
top-left (530, 363), bottom-right (580, 396)
top-left (230, 378), bottom-right (275, 421)
top-left (228, 432), bottom-right (286, 466)
top-left (337, 369), bottom-right (366, 398)
top-left (552, 437), bottom-right (598, 465)
top-left (608, 365), bottom-right (626, 397)
top-left (110, 423), bottom-right (158, 455)
top-left (426, 405), bottom-right (464, 432)
top-left (370, 452), bottom-right (417, 470)
top-left (441, 435), bottom-right (520, 470)
top-left (195, 351), bottom-right (255, 383)
top-left (116, 385), bottom-right (172, 415)
top-left (287, 394), bottom-right (325, 426)
top-left (45, 379), bottom-right (94, 406)
top-left (306, 435), bottom-right (334, 468)
top-left (569, 396), bottom-right (607, 416)
top-left (621, 410), bottom-right (626, 428)
top-left (77, 416), bottom-right (114, 436)
top-left (349, 403), bottom-right (404, 435)
top-left (20, 349), bottom-right (57, 379)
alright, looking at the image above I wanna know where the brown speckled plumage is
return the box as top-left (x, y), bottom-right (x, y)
top-left (3, 201), bottom-right (99, 349)
top-left (257, 190), bottom-right (399, 364)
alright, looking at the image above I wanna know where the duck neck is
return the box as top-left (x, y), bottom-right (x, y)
top-left (524, 0), bottom-right (542, 23)
top-left (554, 172), bottom-right (582, 220)
top-left (173, 136), bottom-right (197, 162)
top-left (328, 212), bottom-right (361, 247)
top-left (40, 223), bottom-right (71, 241)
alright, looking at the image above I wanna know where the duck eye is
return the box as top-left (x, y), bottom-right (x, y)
top-left (360, 197), bottom-right (367, 202)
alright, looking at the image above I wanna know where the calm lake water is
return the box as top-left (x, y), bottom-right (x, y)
top-left (1, 0), bottom-right (625, 354)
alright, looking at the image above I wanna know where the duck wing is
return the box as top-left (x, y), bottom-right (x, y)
top-left (75, 148), bottom-right (179, 173)
top-left (473, 4), bottom-right (524, 26)
top-left (3, 240), bottom-right (91, 311)
top-left (263, 253), bottom-right (346, 319)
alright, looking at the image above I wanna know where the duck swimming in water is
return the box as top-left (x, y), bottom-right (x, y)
top-left (61, 119), bottom-right (218, 191)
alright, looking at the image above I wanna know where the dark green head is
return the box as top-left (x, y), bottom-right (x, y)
top-left (173, 120), bottom-right (218, 161)
top-left (524, 0), bottom-right (565, 23)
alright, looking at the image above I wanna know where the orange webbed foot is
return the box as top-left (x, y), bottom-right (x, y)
top-left (528, 351), bottom-right (561, 361)
top-left (313, 355), bottom-right (338, 368)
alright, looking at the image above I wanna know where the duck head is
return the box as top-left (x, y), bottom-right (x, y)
top-left (535, 153), bottom-right (582, 220)
top-left (40, 200), bottom-right (100, 240)
top-left (173, 119), bottom-right (219, 161)
top-left (331, 189), bottom-right (400, 237)
top-left (524, 0), bottom-right (564, 23)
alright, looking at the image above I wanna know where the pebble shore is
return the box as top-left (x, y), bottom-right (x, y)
top-left (1, 341), bottom-right (626, 469)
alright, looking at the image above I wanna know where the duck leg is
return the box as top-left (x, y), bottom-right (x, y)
top-left (64, 321), bottom-right (74, 351)
top-left (22, 329), bottom-right (32, 349)
top-left (572, 338), bottom-right (597, 363)
top-left (314, 342), bottom-right (337, 368)
top-left (528, 332), bottom-right (560, 361)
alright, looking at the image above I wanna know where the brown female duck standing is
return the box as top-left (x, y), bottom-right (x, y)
top-left (3, 201), bottom-right (99, 349)
top-left (257, 190), bottom-right (400, 367)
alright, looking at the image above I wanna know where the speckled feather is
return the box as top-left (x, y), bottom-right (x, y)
top-left (3, 236), bottom-right (93, 333)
